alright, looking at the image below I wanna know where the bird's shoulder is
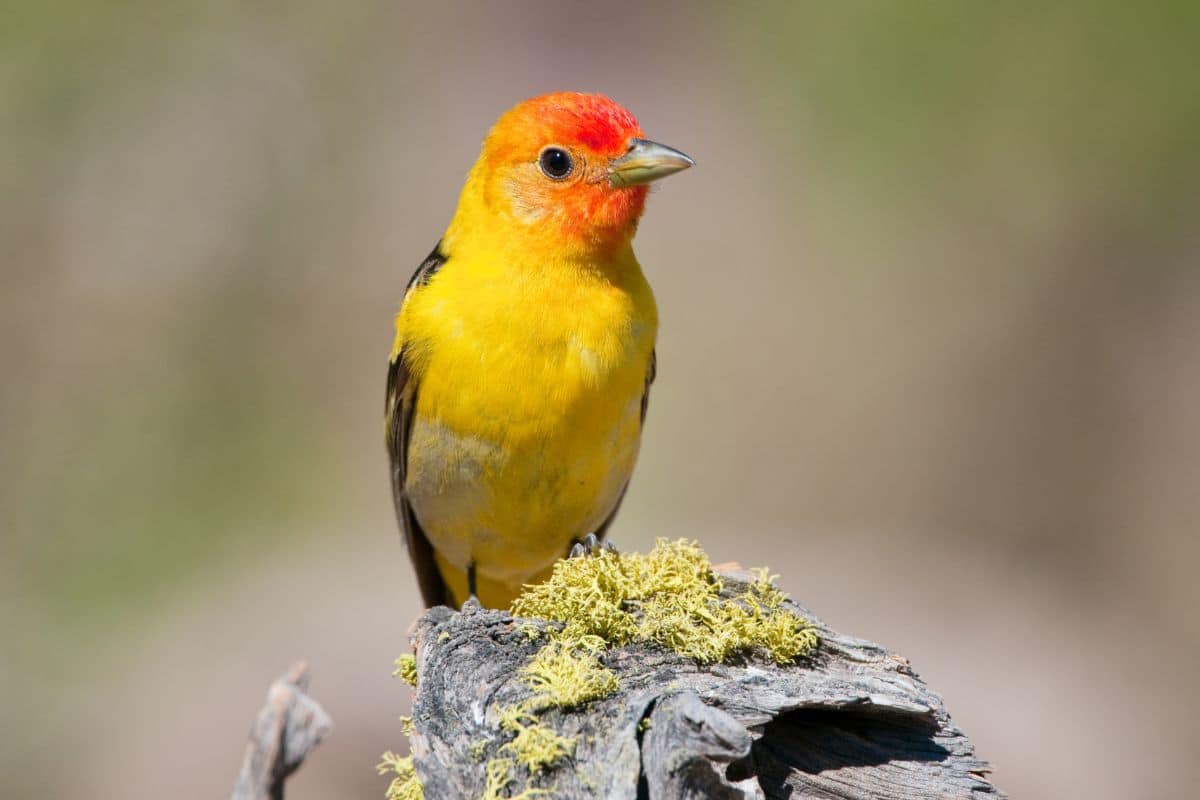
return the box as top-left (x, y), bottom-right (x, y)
top-left (406, 243), bottom-right (448, 293)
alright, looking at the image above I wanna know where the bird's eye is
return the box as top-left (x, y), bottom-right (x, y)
top-left (538, 147), bottom-right (574, 180)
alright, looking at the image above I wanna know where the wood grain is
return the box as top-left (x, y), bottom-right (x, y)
top-left (406, 570), bottom-right (1003, 799)
top-left (230, 661), bottom-right (332, 800)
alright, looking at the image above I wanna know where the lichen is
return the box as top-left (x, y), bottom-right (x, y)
top-left (511, 538), bottom-right (818, 664)
top-left (378, 751), bottom-right (423, 800)
top-left (479, 716), bottom-right (571, 800)
top-left (481, 756), bottom-right (515, 800)
top-left (519, 640), bottom-right (619, 710)
top-left (393, 653), bottom-right (418, 687)
top-left (517, 622), bottom-right (545, 642)
top-left (481, 756), bottom-right (547, 800)
top-left (382, 654), bottom-right (421, 796)
top-left (382, 539), bottom-right (816, 800)
top-left (497, 706), bottom-right (576, 774)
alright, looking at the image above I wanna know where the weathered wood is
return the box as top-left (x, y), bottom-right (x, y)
top-left (230, 661), bottom-right (333, 800)
top-left (407, 570), bottom-right (1003, 799)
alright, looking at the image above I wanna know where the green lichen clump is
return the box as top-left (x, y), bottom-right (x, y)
top-left (378, 752), bottom-right (423, 800)
top-left (381, 539), bottom-right (816, 800)
top-left (476, 655), bottom-right (590, 797)
top-left (520, 639), bottom-right (619, 710)
top-left (393, 653), bottom-right (418, 687)
top-left (477, 704), bottom-right (576, 800)
top-left (512, 538), bottom-right (818, 665)
top-left (496, 705), bottom-right (576, 774)
top-left (381, 656), bottom-right (422, 798)
top-left (481, 755), bottom-right (545, 800)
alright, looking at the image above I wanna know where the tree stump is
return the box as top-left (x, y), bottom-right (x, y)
top-left (405, 568), bottom-right (1003, 799)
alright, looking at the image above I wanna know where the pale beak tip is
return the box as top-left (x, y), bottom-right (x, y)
top-left (609, 138), bottom-right (695, 187)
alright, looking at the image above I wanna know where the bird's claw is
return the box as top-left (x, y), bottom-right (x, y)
top-left (569, 533), bottom-right (617, 559)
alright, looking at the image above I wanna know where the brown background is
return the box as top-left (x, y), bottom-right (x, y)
top-left (3, 2), bottom-right (1198, 798)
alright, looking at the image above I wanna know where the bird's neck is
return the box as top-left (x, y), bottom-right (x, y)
top-left (443, 174), bottom-right (641, 274)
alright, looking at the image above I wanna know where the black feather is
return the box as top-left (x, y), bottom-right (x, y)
top-left (387, 242), bottom-right (451, 607)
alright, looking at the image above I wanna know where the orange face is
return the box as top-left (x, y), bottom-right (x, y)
top-left (476, 93), bottom-right (658, 247)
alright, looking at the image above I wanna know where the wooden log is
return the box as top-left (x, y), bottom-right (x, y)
top-left (230, 661), bottom-right (333, 800)
top-left (406, 569), bottom-right (1003, 799)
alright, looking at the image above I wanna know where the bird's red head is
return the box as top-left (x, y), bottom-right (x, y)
top-left (453, 92), bottom-right (693, 256)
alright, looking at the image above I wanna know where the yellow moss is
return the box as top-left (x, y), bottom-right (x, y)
top-left (749, 567), bottom-right (784, 606)
top-left (393, 653), bottom-right (418, 687)
top-left (383, 655), bottom-right (419, 799)
top-left (511, 538), bottom-right (818, 665)
top-left (378, 751), bottom-right (423, 800)
top-left (481, 757), bottom-right (514, 800)
top-left (481, 756), bottom-right (547, 800)
top-left (382, 540), bottom-right (813, 800)
top-left (519, 640), bottom-right (620, 709)
top-left (518, 623), bottom-right (543, 642)
top-left (497, 706), bottom-right (576, 774)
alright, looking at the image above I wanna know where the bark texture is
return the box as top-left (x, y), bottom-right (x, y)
top-left (230, 661), bottom-right (333, 800)
top-left (407, 569), bottom-right (1003, 799)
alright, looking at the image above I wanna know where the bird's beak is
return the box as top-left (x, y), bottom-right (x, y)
top-left (609, 138), bottom-right (695, 187)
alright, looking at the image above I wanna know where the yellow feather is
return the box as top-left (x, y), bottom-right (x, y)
top-left (390, 92), bottom-right (680, 608)
top-left (395, 215), bottom-right (656, 608)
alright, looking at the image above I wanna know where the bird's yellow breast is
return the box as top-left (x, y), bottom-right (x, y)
top-left (394, 243), bottom-right (657, 606)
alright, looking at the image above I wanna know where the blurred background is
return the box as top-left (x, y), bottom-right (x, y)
top-left (3, 2), bottom-right (1198, 797)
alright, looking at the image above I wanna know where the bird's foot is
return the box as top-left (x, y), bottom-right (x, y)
top-left (569, 532), bottom-right (617, 559)
top-left (460, 561), bottom-right (480, 610)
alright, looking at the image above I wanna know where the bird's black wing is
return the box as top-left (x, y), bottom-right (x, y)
top-left (641, 347), bottom-right (656, 425)
top-left (592, 347), bottom-right (656, 544)
top-left (386, 243), bottom-right (449, 607)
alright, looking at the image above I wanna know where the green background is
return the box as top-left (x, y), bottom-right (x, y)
top-left (3, 2), bottom-right (1197, 797)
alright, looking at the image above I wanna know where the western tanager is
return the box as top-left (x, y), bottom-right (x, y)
top-left (386, 92), bottom-right (693, 608)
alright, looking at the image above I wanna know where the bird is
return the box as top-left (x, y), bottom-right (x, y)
top-left (386, 92), bottom-right (693, 609)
